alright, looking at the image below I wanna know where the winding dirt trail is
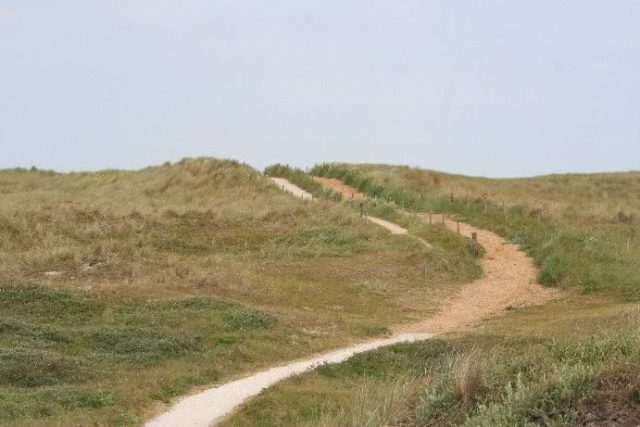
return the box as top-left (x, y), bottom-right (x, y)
top-left (144, 177), bottom-right (557, 427)
top-left (311, 178), bottom-right (559, 334)
top-left (400, 215), bottom-right (559, 333)
top-left (312, 176), bottom-right (367, 200)
top-left (145, 333), bottom-right (430, 427)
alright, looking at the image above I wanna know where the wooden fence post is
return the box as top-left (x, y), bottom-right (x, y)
top-left (471, 232), bottom-right (478, 255)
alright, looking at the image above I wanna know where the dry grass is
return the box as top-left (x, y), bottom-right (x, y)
top-left (0, 158), bottom-right (480, 426)
top-left (221, 163), bottom-right (640, 426)
top-left (222, 298), bottom-right (639, 426)
top-left (311, 163), bottom-right (640, 301)
top-left (341, 164), bottom-right (640, 223)
top-left (453, 350), bottom-right (485, 406)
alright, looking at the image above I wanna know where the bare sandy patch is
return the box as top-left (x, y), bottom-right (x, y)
top-left (312, 176), bottom-right (367, 200)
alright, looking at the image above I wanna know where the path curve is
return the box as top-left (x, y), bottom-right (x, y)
top-left (145, 177), bottom-right (558, 426)
top-left (144, 334), bottom-right (431, 427)
top-left (309, 177), bottom-right (559, 333)
top-left (399, 215), bottom-right (559, 333)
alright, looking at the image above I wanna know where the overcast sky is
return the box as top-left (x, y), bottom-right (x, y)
top-left (1, 1), bottom-right (639, 177)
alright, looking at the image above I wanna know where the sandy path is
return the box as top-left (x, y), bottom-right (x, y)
top-left (309, 178), bottom-right (428, 244)
top-left (365, 216), bottom-right (407, 235)
top-left (312, 176), bottom-right (367, 200)
top-left (270, 177), bottom-right (313, 200)
top-left (399, 215), bottom-right (559, 333)
top-left (144, 333), bottom-right (431, 427)
top-left (145, 177), bottom-right (557, 427)
top-left (271, 177), bottom-right (411, 236)
top-left (309, 177), bottom-right (559, 333)
top-left (366, 216), bottom-right (431, 248)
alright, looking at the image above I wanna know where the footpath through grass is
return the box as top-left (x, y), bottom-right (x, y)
top-left (0, 159), bottom-right (480, 426)
top-left (222, 164), bottom-right (640, 426)
top-left (223, 299), bottom-right (639, 427)
top-left (310, 163), bottom-right (640, 302)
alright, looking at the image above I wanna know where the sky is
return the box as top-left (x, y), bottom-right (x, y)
top-left (1, 1), bottom-right (639, 177)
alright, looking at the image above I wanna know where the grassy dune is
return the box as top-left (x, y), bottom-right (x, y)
top-left (0, 159), bottom-right (479, 426)
top-left (224, 299), bottom-right (639, 426)
top-left (223, 164), bottom-right (640, 426)
top-left (311, 164), bottom-right (640, 301)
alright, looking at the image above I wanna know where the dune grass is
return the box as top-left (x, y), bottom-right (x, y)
top-left (0, 158), bottom-right (480, 426)
top-left (0, 285), bottom-right (303, 426)
top-left (311, 163), bottom-right (640, 302)
top-left (221, 163), bottom-right (640, 426)
top-left (222, 299), bottom-right (639, 427)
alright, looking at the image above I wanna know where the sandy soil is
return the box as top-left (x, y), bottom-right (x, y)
top-left (144, 177), bottom-right (558, 426)
top-left (312, 176), bottom-right (367, 200)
